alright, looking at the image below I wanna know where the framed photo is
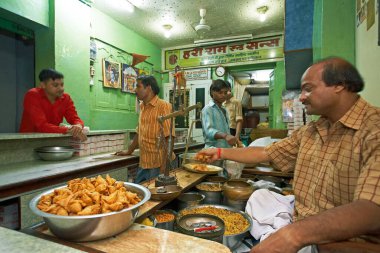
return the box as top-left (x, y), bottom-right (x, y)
top-left (122, 64), bottom-right (138, 93)
top-left (102, 59), bottom-right (121, 88)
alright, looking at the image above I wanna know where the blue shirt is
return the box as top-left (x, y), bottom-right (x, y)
top-left (201, 100), bottom-right (231, 148)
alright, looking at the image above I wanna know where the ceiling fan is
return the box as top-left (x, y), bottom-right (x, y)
top-left (193, 8), bottom-right (211, 38)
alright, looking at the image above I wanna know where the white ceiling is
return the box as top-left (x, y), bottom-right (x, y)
top-left (92, 0), bottom-right (285, 49)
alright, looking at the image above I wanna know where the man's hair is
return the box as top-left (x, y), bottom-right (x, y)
top-left (39, 69), bottom-right (64, 82)
top-left (137, 75), bottom-right (160, 95)
top-left (210, 79), bottom-right (230, 97)
top-left (315, 57), bottom-right (364, 92)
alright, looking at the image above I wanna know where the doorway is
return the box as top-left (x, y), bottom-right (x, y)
top-left (0, 29), bottom-right (35, 133)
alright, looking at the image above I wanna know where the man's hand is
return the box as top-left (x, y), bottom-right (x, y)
top-left (196, 148), bottom-right (219, 163)
top-left (225, 134), bottom-right (237, 146)
top-left (69, 125), bottom-right (87, 142)
top-left (251, 226), bottom-right (302, 253)
top-left (115, 150), bottom-right (133, 156)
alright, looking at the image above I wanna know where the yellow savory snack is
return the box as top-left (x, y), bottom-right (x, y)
top-left (180, 206), bottom-right (249, 235)
top-left (192, 164), bottom-right (208, 171)
top-left (154, 212), bottom-right (175, 223)
top-left (37, 174), bottom-right (141, 216)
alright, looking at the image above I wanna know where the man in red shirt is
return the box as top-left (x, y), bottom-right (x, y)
top-left (20, 69), bottom-right (87, 141)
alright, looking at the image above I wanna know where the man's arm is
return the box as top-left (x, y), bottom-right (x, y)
top-left (115, 134), bottom-right (138, 156)
top-left (198, 146), bottom-right (270, 164)
top-left (235, 120), bottom-right (243, 140)
top-left (214, 132), bottom-right (237, 146)
top-left (251, 199), bottom-right (380, 253)
top-left (64, 94), bottom-right (84, 127)
top-left (235, 100), bottom-right (243, 140)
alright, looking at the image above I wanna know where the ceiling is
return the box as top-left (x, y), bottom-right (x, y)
top-left (92, 0), bottom-right (285, 49)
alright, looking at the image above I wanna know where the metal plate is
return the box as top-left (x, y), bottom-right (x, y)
top-left (183, 163), bottom-right (223, 175)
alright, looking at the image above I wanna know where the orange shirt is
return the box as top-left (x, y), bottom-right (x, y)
top-left (224, 98), bottom-right (243, 129)
top-left (266, 97), bottom-right (380, 222)
top-left (138, 95), bottom-right (175, 169)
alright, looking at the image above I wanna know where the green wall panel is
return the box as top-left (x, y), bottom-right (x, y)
top-left (313, 0), bottom-right (355, 63)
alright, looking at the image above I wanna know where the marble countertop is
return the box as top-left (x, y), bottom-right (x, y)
top-left (0, 129), bottom-right (129, 140)
top-left (0, 227), bottom-right (85, 253)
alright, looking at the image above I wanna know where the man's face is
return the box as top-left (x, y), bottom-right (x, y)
top-left (41, 78), bottom-right (64, 100)
top-left (299, 64), bottom-right (338, 116)
top-left (135, 80), bottom-right (150, 101)
top-left (212, 88), bottom-right (228, 104)
top-left (226, 89), bottom-right (233, 100)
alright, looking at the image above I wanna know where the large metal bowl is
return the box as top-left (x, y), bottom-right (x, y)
top-left (29, 182), bottom-right (151, 242)
top-left (34, 146), bottom-right (75, 161)
top-left (177, 204), bottom-right (252, 250)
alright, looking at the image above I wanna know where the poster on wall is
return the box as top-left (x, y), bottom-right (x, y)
top-left (102, 59), bottom-right (121, 88)
top-left (122, 64), bottom-right (138, 93)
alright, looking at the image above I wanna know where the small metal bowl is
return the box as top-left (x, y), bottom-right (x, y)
top-left (29, 182), bottom-right (151, 242)
top-left (34, 146), bottom-right (75, 161)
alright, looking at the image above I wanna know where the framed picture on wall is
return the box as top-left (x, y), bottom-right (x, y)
top-left (102, 59), bottom-right (121, 89)
top-left (121, 64), bottom-right (138, 93)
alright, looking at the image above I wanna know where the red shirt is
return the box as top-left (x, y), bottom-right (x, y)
top-left (19, 88), bottom-right (84, 133)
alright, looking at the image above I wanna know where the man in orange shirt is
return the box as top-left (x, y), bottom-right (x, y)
top-left (198, 57), bottom-right (380, 252)
top-left (20, 69), bottom-right (87, 141)
top-left (116, 75), bottom-right (175, 183)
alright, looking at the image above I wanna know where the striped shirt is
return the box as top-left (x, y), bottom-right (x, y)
top-left (224, 98), bottom-right (243, 129)
top-left (138, 95), bottom-right (175, 169)
top-left (201, 100), bottom-right (231, 148)
top-left (266, 97), bottom-right (380, 221)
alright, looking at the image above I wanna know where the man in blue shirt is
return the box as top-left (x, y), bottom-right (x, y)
top-left (201, 79), bottom-right (237, 148)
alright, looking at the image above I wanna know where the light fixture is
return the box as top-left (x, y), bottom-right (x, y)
top-left (194, 34), bottom-right (253, 46)
top-left (163, 24), bottom-right (173, 38)
top-left (257, 6), bottom-right (268, 22)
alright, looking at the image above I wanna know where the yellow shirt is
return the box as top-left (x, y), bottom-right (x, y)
top-left (224, 98), bottom-right (243, 129)
top-left (138, 96), bottom-right (175, 169)
top-left (266, 97), bottom-right (380, 220)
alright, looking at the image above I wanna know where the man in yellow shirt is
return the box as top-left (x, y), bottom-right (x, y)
top-left (116, 76), bottom-right (175, 183)
top-left (224, 82), bottom-right (243, 141)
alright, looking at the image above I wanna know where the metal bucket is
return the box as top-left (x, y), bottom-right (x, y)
top-left (196, 182), bottom-right (223, 205)
top-left (177, 192), bottom-right (205, 211)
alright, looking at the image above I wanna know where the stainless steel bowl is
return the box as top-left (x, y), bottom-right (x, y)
top-left (178, 204), bottom-right (252, 250)
top-left (34, 146), bottom-right (75, 161)
top-left (29, 182), bottom-right (151, 242)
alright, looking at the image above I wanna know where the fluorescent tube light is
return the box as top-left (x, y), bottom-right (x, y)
top-left (194, 34), bottom-right (253, 46)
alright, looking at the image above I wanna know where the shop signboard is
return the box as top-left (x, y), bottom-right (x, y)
top-left (164, 35), bottom-right (283, 70)
top-left (168, 68), bottom-right (211, 82)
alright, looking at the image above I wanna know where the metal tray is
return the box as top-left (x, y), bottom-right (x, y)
top-left (182, 163), bottom-right (222, 175)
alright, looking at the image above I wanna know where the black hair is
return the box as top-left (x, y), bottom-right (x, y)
top-left (137, 75), bottom-right (160, 95)
top-left (315, 57), bottom-right (364, 92)
top-left (209, 79), bottom-right (230, 97)
top-left (38, 69), bottom-right (64, 82)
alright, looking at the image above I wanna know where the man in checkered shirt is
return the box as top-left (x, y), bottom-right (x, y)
top-left (198, 57), bottom-right (380, 252)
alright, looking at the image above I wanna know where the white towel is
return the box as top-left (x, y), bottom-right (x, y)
top-left (245, 189), bottom-right (295, 241)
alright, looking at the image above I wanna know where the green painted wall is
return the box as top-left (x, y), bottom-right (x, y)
top-left (271, 61), bottom-right (286, 129)
top-left (0, 0), bottom-right (49, 28)
top-left (313, 0), bottom-right (355, 63)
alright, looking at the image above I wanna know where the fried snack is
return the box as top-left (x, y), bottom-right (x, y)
top-left (194, 153), bottom-right (212, 163)
top-left (193, 164), bottom-right (208, 171)
top-left (155, 212), bottom-right (175, 223)
top-left (37, 174), bottom-right (141, 216)
top-left (196, 183), bottom-right (222, 192)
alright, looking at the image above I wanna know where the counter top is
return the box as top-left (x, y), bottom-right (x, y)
top-left (0, 227), bottom-right (85, 253)
top-left (0, 130), bottom-right (128, 140)
top-left (0, 143), bottom-right (204, 201)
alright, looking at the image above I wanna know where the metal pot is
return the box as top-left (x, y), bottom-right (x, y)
top-left (222, 179), bottom-right (255, 201)
top-left (153, 209), bottom-right (176, 231)
top-left (196, 182), bottom-right (222, 205)
top-left (177, 192), bottom-right (205, 210)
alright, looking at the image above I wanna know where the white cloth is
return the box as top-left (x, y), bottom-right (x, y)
top-left (245, 189), bottom-right (317, 253)
top-left (245, 189), bottom-right (295, 241)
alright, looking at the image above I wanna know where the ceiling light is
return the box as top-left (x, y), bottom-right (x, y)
top-left (194, 34), bottom-right (253, 46)
top-left (163, 24), bottom-right (173, 38)
top-left (257, 6), bottom-right (268, 22)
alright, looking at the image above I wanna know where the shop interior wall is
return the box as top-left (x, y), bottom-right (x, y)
top-left (1, 0), bottom-right (162, 131)
top-left (313, 0), bottom-right (355, 63)
top-left (356, 0), bottom-right (380, 107)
